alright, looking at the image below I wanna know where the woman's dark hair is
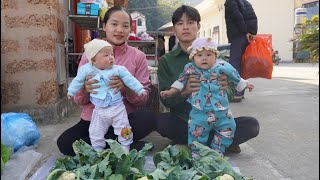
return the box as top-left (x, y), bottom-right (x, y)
top-left (102, 6), bottom-right (132, 26)
top-left (172, 5), bottom-right (201, 25)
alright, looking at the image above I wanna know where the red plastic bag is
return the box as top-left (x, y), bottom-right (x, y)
top-left (256, 34), bottom-right (273, 55)
top-left (241, 36), bottom-right (273, 79)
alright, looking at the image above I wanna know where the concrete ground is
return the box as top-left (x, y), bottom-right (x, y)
top-left (27, 62), bottom-right (319, 179)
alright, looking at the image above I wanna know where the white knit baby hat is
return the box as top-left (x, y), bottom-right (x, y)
top-left (84, 39), bottom-right (112, 64)
top-left (188, 37), bottom-right (220, 60)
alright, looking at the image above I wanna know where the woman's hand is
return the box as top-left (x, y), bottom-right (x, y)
top-left (84, 75), bottom-right (99, 94)
top-left (218, 73), bottom-right (228, 90)
top-left (181, 75), bottom-right (201, 97)
top-left (109, 76), bottom-right (126, 94)
top-left (67, 95), bottom-right (73, 100)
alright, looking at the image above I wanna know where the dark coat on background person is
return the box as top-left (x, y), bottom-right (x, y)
top-left (224, 0), bottom-right (258, 42)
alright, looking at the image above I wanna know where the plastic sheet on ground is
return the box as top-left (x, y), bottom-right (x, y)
top-left (29, 155), bottom-right (57, 180)
top-left (229, 160), bottom-right (242, 175)
top-left (1, 146), bottom-right (42, 180)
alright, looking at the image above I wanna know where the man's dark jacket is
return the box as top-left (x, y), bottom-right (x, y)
top-left (224, 0), bottom-right (258, 42)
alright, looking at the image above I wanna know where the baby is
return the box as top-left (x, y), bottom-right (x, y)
top-left (67, 39), bottom-right (147, 153)
top-left (160, 37), bottom-right (254, 157)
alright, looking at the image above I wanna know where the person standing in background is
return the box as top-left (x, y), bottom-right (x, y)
top-left (224, 0), bottom-right (258, 102)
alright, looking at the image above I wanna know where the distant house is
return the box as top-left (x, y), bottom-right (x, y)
top-left (130, 11), bottom-right (147, 35)
top-left (301, 0), bottom-right (319, 19)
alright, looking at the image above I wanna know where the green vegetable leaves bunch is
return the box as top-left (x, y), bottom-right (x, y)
top-left (1, 143), bottom-right (12, 174)
top-left (46, 139), bottom-right (153, 180)
top-left (150, 141), bottom-right (253, 180)
top-left (46, 140), bottom-right (253, 180)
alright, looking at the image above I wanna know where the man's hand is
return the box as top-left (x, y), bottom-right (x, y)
top-left (181, 75), bottom-right (201, 96)
top-left (84, 75), bottom-right (99, 94)
top-left (218, 73), bottom-right (228, 91)
top-left (160, 90), bottom-right (171, 99)
top-left (109, 76), bottom-right (126, 94)
top-left (246, 33), bottom-right (256, 42)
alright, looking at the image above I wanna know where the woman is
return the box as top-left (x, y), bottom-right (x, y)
top-left (57, 6), bottom-right (155, 156)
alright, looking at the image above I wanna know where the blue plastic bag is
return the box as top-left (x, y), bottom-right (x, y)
top-left (1, 112), bottom-right (40, 152)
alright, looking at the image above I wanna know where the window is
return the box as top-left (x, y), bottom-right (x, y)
top-left (137, 18), bottom-right (142, 26)
top-left (303, 1), bottom-right (318, 8)
top-left (212, 26), bottom-right (220, 44)
top-left (208, 29), bottom-right (212, 38)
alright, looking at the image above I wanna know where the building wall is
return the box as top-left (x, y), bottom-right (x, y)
top-left (131, 11), bottom-right (147, 35)
top-left (1, 0), bottom-right (74, 124)
top-left (198, 0), bottom-right (295, 61)
top-left (250, 0), bottom-right (295, 61)
top-left (198, 1), bottom-right (227, 44)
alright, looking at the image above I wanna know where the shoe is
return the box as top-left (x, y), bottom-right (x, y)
top-left (130, 141), bottom-right (154, 151)
top-left (226, 145), bottom-right (241, 153)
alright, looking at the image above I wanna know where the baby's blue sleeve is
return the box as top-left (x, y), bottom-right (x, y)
top-left (218, 61), bottom-right (248, 92)
top-left (118, 66), bottom-right (145, 95)
top-left (172, 63), bottom-right (193, 90)
top-left (67, 66), bottom-right (89, 96)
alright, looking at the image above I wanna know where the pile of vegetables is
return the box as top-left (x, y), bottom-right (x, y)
top-left (1, 143), bottom-right (11, 174)
top-left (46, 139), bottom-right (253, 180)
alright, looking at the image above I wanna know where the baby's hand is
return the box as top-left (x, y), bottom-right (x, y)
top-left (160, 91), bottom-right (170, 99)
top-left (139, 91), bottom-right (148, 97)
top-left (67, 95), bottom-right (73, 100)
top-left (246, 83), bottom-right (254, 92)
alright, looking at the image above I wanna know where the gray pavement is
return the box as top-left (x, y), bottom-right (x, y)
top-left (29, 63), bottom-right (319, 180)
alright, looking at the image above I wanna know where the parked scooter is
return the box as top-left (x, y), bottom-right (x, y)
top-left (272, 50), bottom-right (281, 65)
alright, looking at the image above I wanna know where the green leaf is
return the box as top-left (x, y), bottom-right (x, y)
top-left (45, 169), bottom-right (66, 180)
top-left (108, 174), bottom-right (123, 180)
top-left (77, 164), bottom-right (92, 179)
top-left (293, 15), bottom-right (319, 63)
top-left (72, 139), bottom-right (99, 165)
top-left (175, 144), bottom-right (192, 160)
top-left (149, 168), bottom-right (168, 180)
top-left (98, 154), bottom-right (113, 178)
top-left (1, 143), bottom-right (11, 174)
top-left (179, 168), bottom-right (209, 180)
top-left (115, 154), bottom-right (131, 177)
top-left (1, 144), bottom-right (11, 165)
top-left (131, 143), bottom-right (153, 173)
top-left (52, 156), bottom-right (79, 171)
top-left (193, 142), bottom-right (244, 180)
top-left (106, 139), bottom-right (126, 159)
top-left (88, 164), bottom-right (99, 179)
top-left (153, 145), bottom-right (174, 166)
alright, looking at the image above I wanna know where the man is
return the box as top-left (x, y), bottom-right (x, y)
top-left (156, 5), bottom-right (259, 153)
top-left (224, 0), bottom-right (258, 102)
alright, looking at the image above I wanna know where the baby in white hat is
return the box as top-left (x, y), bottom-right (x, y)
top-left (67, 39), bottom-right (146, 153)
top-left (160, 37), bottom-right (254, 157)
